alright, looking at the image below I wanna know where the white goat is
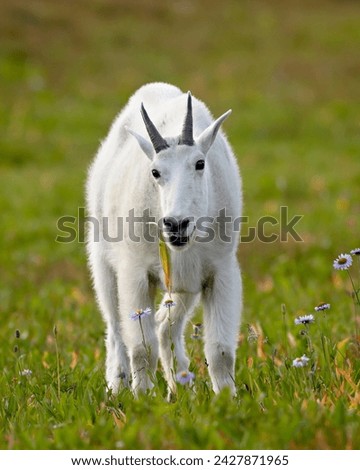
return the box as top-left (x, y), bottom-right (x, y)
top-left (86, 82), bottom-right (242, 396)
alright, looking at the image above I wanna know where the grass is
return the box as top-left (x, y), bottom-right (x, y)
top-left (0, 0), bottom-right (359, 449)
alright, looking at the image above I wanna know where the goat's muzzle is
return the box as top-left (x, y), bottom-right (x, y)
top-left (161, 217), bottom-right (194, 248)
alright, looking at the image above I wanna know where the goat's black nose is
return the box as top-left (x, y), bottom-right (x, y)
top-left (163, 217), bottom-right (190, 234)
top-left (162, 217), bottom-right (173, 229)
top-left (179, 218), bottom-right (190, 232)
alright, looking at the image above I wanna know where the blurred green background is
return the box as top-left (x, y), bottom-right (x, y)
top-left (0, 0), bottom-right (359, 449)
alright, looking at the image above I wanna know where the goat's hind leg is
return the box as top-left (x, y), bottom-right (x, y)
top-left (157, 293), bottom-right (199, 396)
top-left (89, 247), bottom-right (130, 392)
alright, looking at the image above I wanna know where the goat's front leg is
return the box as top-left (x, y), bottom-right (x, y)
top-left (88, 244), bottom-right (130, 392)
top-left (117, 271), bottom-right (158, 395)
top-left (202, 258), bottom-right (242, 395)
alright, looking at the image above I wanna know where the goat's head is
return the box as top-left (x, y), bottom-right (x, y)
top-left (127, 93), bottom-right (231, 250)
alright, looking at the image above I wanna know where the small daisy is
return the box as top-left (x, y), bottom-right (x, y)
top-left (191, 322), bottom-right (202, 340)
top-left (163, 298), bottom-right (176, 309)
top-left (333, 253), bottom-right (353, 270)
top-left (314, 302), bottom-right (330, 312)
top-left (292, 355), bottom-right (310, 368)
top-left (191, 333), bottom-right (201, 340)
top-left (350, 248), bottom-right (360, 256)
top-left (247, 324), bottom-right (259, 343)
top-left (176, 370), bottom-right (195, 385)
top-left (129, 307), bottom-right (152, 321)
top-left (294, 314), bottom-right (315, 325)
top-left (20, 369), bottom-right (33, 376)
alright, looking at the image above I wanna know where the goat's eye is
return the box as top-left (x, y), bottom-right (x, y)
top-left (152, 169), bottom-right (161, 179)
top-left (195, 159), bottom-right (205, 171)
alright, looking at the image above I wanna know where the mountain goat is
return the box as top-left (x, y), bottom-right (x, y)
top-left (86, 82), bottom-right (242, 396)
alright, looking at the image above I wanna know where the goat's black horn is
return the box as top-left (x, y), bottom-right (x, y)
top-left (140, 103), bottom-right (169, 153)
top-left (179, 91), bottom-right (194, 146)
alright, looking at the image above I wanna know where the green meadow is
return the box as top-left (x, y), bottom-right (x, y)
top-left (0, 0), bottom-right (359, 449)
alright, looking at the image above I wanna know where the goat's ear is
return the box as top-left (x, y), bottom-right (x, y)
top-left (125, 126), bottom-right (154, 160)
top-left (197, 110), bottom-right (232, 155)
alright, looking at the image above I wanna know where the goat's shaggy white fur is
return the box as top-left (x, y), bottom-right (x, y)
top-left (86, 82), bottom-right (242, 396)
